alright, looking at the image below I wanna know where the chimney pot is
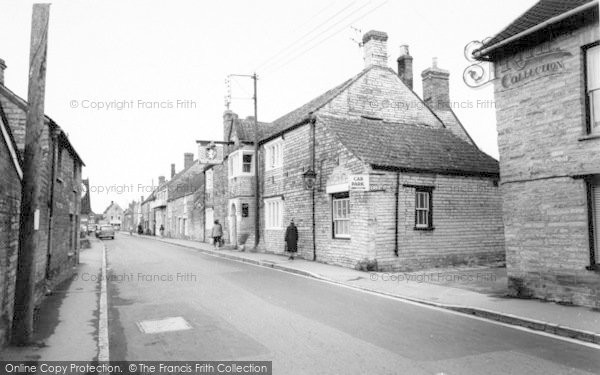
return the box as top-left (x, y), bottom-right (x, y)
top-left (397, 45), bottom-right (413, 90)
top-left (362, 30), bottom-right (388, 68)
top-left (171, 163), bottom-right (176, 178)
top-left (432, 57), bottom-right (438, 68)
top-left (0, 59), bottom-right (6, 85)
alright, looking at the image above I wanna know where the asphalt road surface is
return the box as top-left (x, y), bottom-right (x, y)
top-left (104, 234), bottom-right (600, 374)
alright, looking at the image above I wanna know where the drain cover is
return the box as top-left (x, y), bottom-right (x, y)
top-left (136, 317), bottom-right (192, 334)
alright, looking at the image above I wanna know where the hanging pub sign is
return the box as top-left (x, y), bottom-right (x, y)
top-left (197, 141), bottom-right (224, 164)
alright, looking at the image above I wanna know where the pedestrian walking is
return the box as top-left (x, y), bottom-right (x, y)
top-left (137, 224), bottom-right (143, 235)
top-left (285, 219), bottom-right (298, 260)
top-left (212, 220), bottom-right (223, 248)
top-left (129, 226), bottom-right (133, 236)
top-left (159, 224), bottom-right (165, 237)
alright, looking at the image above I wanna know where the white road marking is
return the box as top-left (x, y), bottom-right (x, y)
top-left (98, 243), bottom-right (110, 361)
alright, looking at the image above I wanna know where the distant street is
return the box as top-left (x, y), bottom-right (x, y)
top-left (105, 234), bottom-right (600, 375)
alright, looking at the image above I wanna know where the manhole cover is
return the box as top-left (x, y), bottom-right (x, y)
top-left (136, 317), bottom-right (192, 334)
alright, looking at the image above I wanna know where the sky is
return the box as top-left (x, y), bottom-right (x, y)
top-left (0, 0), bottom-right (537, 213)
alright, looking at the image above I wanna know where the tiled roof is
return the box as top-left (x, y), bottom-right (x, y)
top-left (167, 161), bottom-right (203, 201)
top-left (261, 68), bottom-right (371, 141)
top-left (322, 115), bottom-right (499, 176)
top-left (234, 117), bottom-right (271, 142)
top-left (476, 0), bottom-right (595, 55)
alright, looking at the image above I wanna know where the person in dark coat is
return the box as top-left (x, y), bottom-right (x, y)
top-left (212, 220), bottom-right (223, 248)
top-left (285, 219), bottom-right (298, 260)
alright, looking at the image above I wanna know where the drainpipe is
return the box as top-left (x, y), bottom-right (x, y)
top-left (311, 117), bottom-right (317, 261)
top-left (394, 171), bottom-right (399, 257)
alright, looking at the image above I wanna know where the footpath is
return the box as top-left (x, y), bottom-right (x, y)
top-left (0, 239), bottom-right (104, 362)
top-left (138, 233), bottom-right (600, 346)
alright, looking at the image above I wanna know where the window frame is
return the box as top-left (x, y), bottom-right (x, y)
top-left (264, 197), bottom-right (284, 229)
top-left (228, 150), bottom-right (255, 178)
top-left (586, 175), bottom-right (600, 269)
top-left (414, 186), bottom-right (434, 230)
top-left (583, 41), bottom-right (600, 135)
top-left (331, 192), bottom-right (350, 239)
top-left (265, 138), bottom-right (284, 171)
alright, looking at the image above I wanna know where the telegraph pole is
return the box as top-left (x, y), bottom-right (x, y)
top-left (253, 73), bottom-right (259, 250)
top-left (13, 3), bottom-right (50, 345)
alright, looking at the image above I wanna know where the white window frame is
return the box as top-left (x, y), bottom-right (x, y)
top-left (332, 192), bottom-right (350, 239)
top-left (586, 44), bottom-right (600, 134)
top-left (265, 197), bottom-right (284, 229)
top-left (265, 138), bottom-right (284, 171)
top-left (415, 188), bottom-right (433, 229)
top-left (228, 150), bottom-right (255, 178)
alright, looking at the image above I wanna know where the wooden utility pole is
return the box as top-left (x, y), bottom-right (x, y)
top-left (253, 73), bottom-right (260, 249)
top-left (12, 3), bottom-right (50, 345)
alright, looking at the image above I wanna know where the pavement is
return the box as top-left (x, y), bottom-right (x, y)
top-left (0, 239), bottom-right (104, 362)
top-left (134, 232), bottom-right (600, 345)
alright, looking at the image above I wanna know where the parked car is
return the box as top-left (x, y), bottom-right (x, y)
top-left (97, 225), bottom-right (115, 240)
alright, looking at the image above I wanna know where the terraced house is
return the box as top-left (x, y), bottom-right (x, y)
top-left (473, 0), bottom-right (600, 307)
top-left (204, 30), bottom-right (505, 272)
top-left (0, 58), bottom-right (84, 345)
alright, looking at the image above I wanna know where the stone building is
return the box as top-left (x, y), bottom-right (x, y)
top-left (165, 153), bottom-right (205, 240)
top-left (473, 0), bottom-right (600, 307)
top-left (202, 30), bottom-right (505, 271)
top-left (0, 59), bottom-right (84, 345)
top-left (103, 201), bottom-right (124, 229)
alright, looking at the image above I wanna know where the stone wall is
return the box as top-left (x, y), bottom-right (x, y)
top-left (0, 123), bottom-right (21, 346)
top-left (492, 21), bottom-right (600, 307)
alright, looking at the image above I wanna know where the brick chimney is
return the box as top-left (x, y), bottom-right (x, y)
top-left (223, 110), bottom-right (238, 142)
top-left (397, 45), bottom-right (413, 90)
top-left (362, 30), bottom-right (388, 68)
top-left (184, 153), bottom-right (194, 169)
top-left (421, 57), bottom-right (450, 110)
top-left (171, 163), bottom-right (176, 178)
top-left (0, 59), bottom-right (5, 85)
top-left (158, 176), bottom-right (165, 185)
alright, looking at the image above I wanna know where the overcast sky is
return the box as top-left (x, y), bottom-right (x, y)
top-left (0, 0), bottom-right (537, 213)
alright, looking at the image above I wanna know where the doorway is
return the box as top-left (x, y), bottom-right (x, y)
top-left (230, 203), bottom-right (237, 247)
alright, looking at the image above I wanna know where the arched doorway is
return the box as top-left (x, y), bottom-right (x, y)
top-left (229, 203), bottom-right (237, 247)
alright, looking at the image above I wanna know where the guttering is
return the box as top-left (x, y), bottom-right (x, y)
top-left (371, 164), bottom-right (500, 179)
top-left (474, 0), bottom-right (599, 60)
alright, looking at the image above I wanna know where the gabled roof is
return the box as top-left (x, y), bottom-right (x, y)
top-left (322, 114), bottom-right (499, 177)
top-left (103, 202), bottom-right (123, 215)
top-left (0, 84), bottom-right (85, 166)
top-left (261, 68), bottom-right (371, 141)
top-left (229, 116), bottom-right (271, 142)
top-left (167, 160), bottom-right (203, 201)
top-left (0, 99), bottom-right (23, 179)
top-left (474, 0), bottom-right (597, 59)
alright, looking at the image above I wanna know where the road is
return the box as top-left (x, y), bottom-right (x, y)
top-left (104, 234), bottom-right (600, 374)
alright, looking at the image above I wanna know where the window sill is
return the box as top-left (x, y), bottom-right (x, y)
top-left (333, 236), bottom-right (351, 240)
top-left (578, 133), bottom-right (600, 141)
top-left (414, 226), bottom-right (435, 231)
